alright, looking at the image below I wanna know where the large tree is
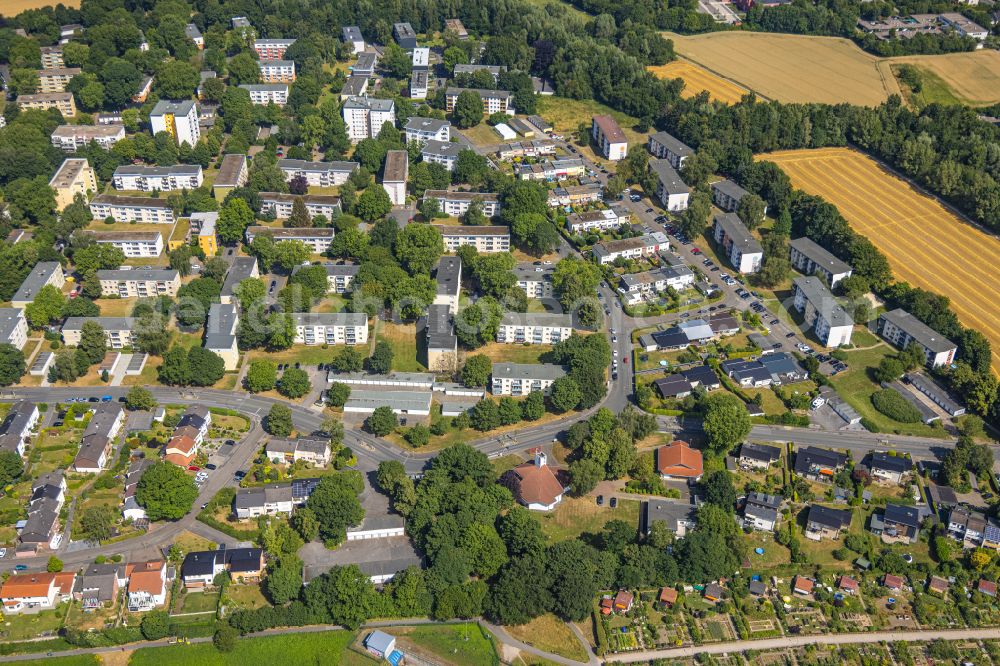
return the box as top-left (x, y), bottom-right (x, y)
top-left (306, 473), bottom-right (365, 545)
top-left (395, 224), bottom-right (443, 274)
top-left (136, 462), bottom-right (198, 521)
top-left (702, 393), bottom-right (751, 456)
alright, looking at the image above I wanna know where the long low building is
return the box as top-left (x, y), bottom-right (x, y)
top-left (277, 159), bottom-right (357, 187)
top-left (433, 225), bottom-right (510, 253)
top-left (423, 190), bottom-right (500, 217)
top-left (566, 206), bottom-right (631, 234)
top-left (491, 362), bottom-right (565, 395)
top-left (245, 226), bottom-right (335, 253)
top-left (343, 390), bottom-right (432, 416)
top-left (62, 317), bottom-right (137, 349)
top-left (89, 195), bottom-right (175, 224)
top-left (18, 92), bottom-right (75, 117)
top-left (240, 83), bottom-right (289, 105)
top-left (518, 158), bottom-right (585, 181)
top-left (789, 237), bottom-right (853, 288)
top-left (593, 232), bottom-right (669, 265)
top-left (497, 312), bottom-right (573, 344)
top-left (259, 193), bottom-right (342, 220)
top-left (84, 231), bottom-right (164, 258)
top-left (877, 308), bottom-right (957, 369)
top-left (51, 124), bottom-right (125, 151)
top-left (97, 268), bottom-right (181, 297)
top-left (792, 276), bottom-right (854, 347)
top-left (290, 312), bottom-right (369, 346)
top-left (619, 264), bottom-right (695, 303)
top-left (112, 165), bottom-right (203, 192)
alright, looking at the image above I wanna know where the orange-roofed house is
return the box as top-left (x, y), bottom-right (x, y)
top-left (502, 450), bottom-right (566, 511)
top-left (613, 589), bottom-right (634, 613)
top-left (837, 575), bottom-right (859, 593)
top-left (164, 434), bottom-right (197, 467)
top-left (0, 571), bottom-right (75, 613)
top-left (126, 560), bottom-right (168, 611)
top-left (792, 575), bottom-right (814, 596)
top-left (658, 587), bottom-right (678, 608)
top-left (656, 441), bottom-right (703, 481)
top-left (599, 597), bottom-right (613, 615)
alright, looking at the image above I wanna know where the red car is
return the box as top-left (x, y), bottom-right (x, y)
top-left (691, 248), bottom-right (701, 255)
top-left (188, 466), bottom-right (200, 472)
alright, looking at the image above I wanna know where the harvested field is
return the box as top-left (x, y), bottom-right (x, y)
top-left (647, 60), bottom-right (750, 104)
top-left (762, 147), bottom-right (1000, 374)
top-left (664, 32), bottom-right (898, 106)
top-left (883, 50), bottom-right (1000, 106)
top-left (1, 0), bottom-right (79, 14)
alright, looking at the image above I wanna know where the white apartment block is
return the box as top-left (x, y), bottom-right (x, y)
top-left (650, 158), bottom-right (690, 212)
top-left (11, 262), bottom-right (65, 308)
top-left (565, 206), bottom-right (630, 234)
top-left (342, 26), bottom-right (365, 54)
top-left (245, 226), bottom-right (335, 254)
top-left (424, 190), bottom-right (500, 217)
top-left (410, 69), bottom-right (429, 100)
top-left (37, 67), bottom-right (81, 93)
top-left (382, 150), bottom-right (408, 206)
top-left (491, 362), bottom-right (566, 396)
top-left (40, 46), bottom-right (64, 69)
top-left (0, 308), bottom-right (28, 351)
top-left (592, 232), bottom-right (669, 265)
top-left (434, 256), bottom-right (462, 314)
top-left (49, 158), bottom-right (96, 210)
top-left (51, 124), bottom-right (124, 151)
top-left (513, 265), bottom-right (554, 299)
top-left (240, 84), bottom-right (289, 106)
top-left (433, 225), bottom-right (510, 253)
top-left (592, 115), bottom-right (628, 161)
top-left (421, 140), bottom-right (464, 171)
top-left (258, 60), bottom-right (296, 83)
top-left (205, 302), bottom-right (239, 371)
top-left (316, 263), bottom-right (360, 293)
top-left (789, 237), bottom-right (853, 288)
top-left (497, 312), bottom-right (574, 344)
top-left (254, 39), bottom-right (295, 59)
top-left (86, 231), bottom-right (164, 258)
top-left (404, 118), bottom-right (450, 144)
top-left (619, 264), bottom-right (695, 301)
top-left (792, 276), bottom-right (854, 348)
top-left (18, 92), bottom-right (76, 117)
top-left (149, 100), bottom-right (200, 147)
top-left (648, 131), bottom-right (693, 169)
top-left (517, 158), bottom-right (586, 181)
top-left (878, 308), bottom-right (958, 369)
top-left (97, 268), bottom-right (181, 298)
top-left (713, 213), bottom-right (762, 274)
top-left (112, 165), bottom-right (203, 192)
top-left (259, 193), bottom-right (342, 220)
top-left (278, 159), bottom-right (357, 187)
top-left (89, 195), bottom-right (175, 224)
top-left (342, 96), bottom-right (396, 142)
top-left (444, 88), bottom-right (511, 115)
top-left (62, 317), bottom-right (137, 349)
top-left (291, 312), bottom-right (369, 345)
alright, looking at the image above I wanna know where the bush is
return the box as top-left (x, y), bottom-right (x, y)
top-left (871, 389), bottom-right (923, 423)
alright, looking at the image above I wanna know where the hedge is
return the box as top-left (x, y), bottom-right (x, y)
top-left (592, 610), bottom-right (608, 656)
top-left (871, 389), bottom-right (922, 423)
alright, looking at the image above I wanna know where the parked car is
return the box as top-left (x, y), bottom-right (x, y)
top-left (609, 497), bottom-right (618, 508)
top-left (205, 463), bottom-right (217, 470)
top-left (596, 495), bottom-right (604, 506)
top-left (14, 565), bottom-right (27, 571)
top-left (188, 466), bottom-right (200, 472)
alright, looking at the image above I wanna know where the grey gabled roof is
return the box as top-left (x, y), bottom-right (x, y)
top-left (649, 131), bottom-right (693, 158)
top-left (500, 312), bottom-right (573, 328)
top-left (879, 308), bottom-right (957, 354)
top-left (649, 158), bottom-right (689, 195)
top-left (13, 262), bottom-right (62, 304)
top-left (807, 504), bottom-right (852, 530)
top-left (870, 451), bottom-right (911, 474)
top-left (714, 213), bottom-right (762, 255)
top-left (290, 312), bottom-right (368, 327)
top-left (790, 236), bottom-right (852, 275)
top-left (793, 276), bottom-right (854, 328)
top-left (883, 503), bottom-right (921, 529)
top-left (405, 117), bottom-right (450, 133)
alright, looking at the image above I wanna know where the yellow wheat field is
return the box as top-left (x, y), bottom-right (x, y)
top-left (647, 60), bottom-right (750, 104)
top-left (1, 0), bottom-right (79, 15)
top-left (763, 147), bottom-right (1000, 374)
top-left (882, 50), bottom-right (1000, 106)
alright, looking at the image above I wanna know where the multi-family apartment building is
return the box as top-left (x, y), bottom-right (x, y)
top-left (565, 206), bottom-right (631, 234)
top-left (290, 312), bottom-right (369, 345)
top-left (433, 225), bottom-right (510, 253)
top-left (112, 165), bottom-right (203, 192)
top-left (0, 401), bottom-right (40, 456)
top-left (339, 75), bottom-right (369, 100)
top-left (97, 268), bottom-right (181, 298)
top-left (40, 45), bottom-right (64, 69)
top-left (259, 193), bottom-right (342, 220)
top-left (149, 100), bottom-right (200, 147)
top-left (650, 158), bottom-right (690, 212)
top-left (453, 64), bottom-right (506, 81)
top-left (49, 158), bottom-right (96, 210)
top-left (433, 256), bottom-right (462, 314)
top-left (258, 59), bottom-right (296, 83)
top-left (85, 231), bottom-right (164, 258)
top-left (491, 362), bottom-right (566, 396)
top-left (514, 264), bottom-right (555, 299)
top-left (789, 237), bottom-right (853, 287)
top-left (497, 312), bottom-right (573, 344)
top-left (89, 195), bottom-right (175, 224)
top-left (132, 76), bottom-right (153, 104)
top-left (382, 150), bottom-right (408, 206)
top-left (342, 96), bottom-right (396, 142)
top-left (517, 158), bottom-right (586, 181)
top-left (62, 317), bottom-right (136, 349)
top-left (424, 190), bottom-right (500, 218)
top-left (712, 179), bottom-right (761, 213)
top-left (712, 213), bottom-right (762, 274)
top-left (404, 117), bottom-right (450, 144)
top-left (220, 257), bottom-right (259, 305)
top-left (240, 83), bottom-right (289, 106)
top-left (421, 140), bottom-right (464, 171)
top-left (18, 92), bottom-right (76, 116)
top-left (50, 124), bottom-right (124, 151)
top-left (37, 67), bottom-right (81, 93)
top-left (592, 232), bottom-right (669, 265)
top-left (591, 115), bottom-right (628, 161)
top-left (393, 22), bottom-right (418, 49)
top-left (186, 212), bottom-right (219, 257)
top-left (648, 131), bottom-right (693, 169)
top-left (245, 227), bottom-right (335, 253)
top-left (425, 303), bottom-right (458, 373)
top-left (0, 309), bottom-right (28, 352)
top-left (619, 264), bottom-right (695, 301)
top-left (877, 308), bottom-right (958, 368)
top-left (410, 69), bottom-right (430, 100)
top-left (300, 263), bottom-right (359, 294)
top-left (444, 88), bottom-right (511, 115)
top-left (278, 159), bottom-right (358, 187)
top-left (11, 262), bottom-right (65, 308)
top-left (792, 276), bottom-right (854, 347)
top-left (213, 153), bottom-right (248, 201)
top-left (254, 38), bottom-right (295, 59)
top-left (205, 302), bottom-right (240, 371)
top-left (351, 52), bottom-right (378, 78)
top-left (342, 26), bottom-right (365, 53)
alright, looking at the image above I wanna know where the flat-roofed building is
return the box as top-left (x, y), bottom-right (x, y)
top-left (254, 38), bottom-right (295, 59)
top-left (433, 256), bottom-right (462, 314)
top-left (344, 389), bottom-right (431, 416)
top-left (424, 190), bottom-right (499, 217)
top-left (591, 115), bottom-right (628, 161)
top-left (49, 158), bottom-right (96, 210)
top-left (0, 309), bottom-right (28, 351)
top-left (393, 22), bottom-right (418, 50)
top-left (188, 212), bottom-right (218, 257)
top-left (342, 26), bottom-right (365, 53)
top-left (382, 150), bottom-right (408, 205)
top-left (245, 226), bottom-right (335, 253)
top-left (421, 140), bottom-right (464, 171)
top-left (410, 69), bottom-right (429, 100)
top-left (566, 206), bottom-right (631, 234)
top-left (291, 312), bottom-right (368, 345)
top-left (453, 64), bottom-right (506, 81)
top-left (240, 83), bottom-right (288, 106)
top-left (444, 18), bottom-right (468, 38)
top-left (89, 195), bottom-right (174, 224)
top-left (112, 164), bottom-right (203, 192)
top-left (444, 87), bottom-right (511, 115)
top-left (593, 232), bottom-right (669, 265)
top-left (97, 268), bottom-right (180, 298)
top-left (878, 308), bottom-right (957, 368)
top-left (352, 52), bottom-right (378, 78)
top-left (40, 46), bottom-right (64, 69)
top-left (18, 92), bottom-right (75, 117)
top-left (62, 317), bottom-right (136, 348)
top-left (84, 230), bottom-right (164, 258)
top-left (213, 154), bottom-right (248, 201)
top-left (433, 225), bottom-right (510, 253)
top-left (648, 131), bottom-right (693, 168)
top-left (342, 96), bottom-right (395, 142)
top-left (789, 237), bottom-right (853, 287)
top-left (619, 265), bottom-right (695, 301)
top-left (497, 312), bottom-right (573, 344)
top-left (548, 183), bottom-right (602, 207)
top-left (12, 262), bottom-right (65, 308)
top-left (258, 59), bottom-right (296, 83)
top-left (51, 124), bottom-right (124, 151)
top-left (259, 192), bottom-right (341, 220)
top-left (792, 276), bottom-right (854, 347)
top-left (650, 158), bottom-right (690, 212)
top-left (37, 67), bottom-right (81, 93)
top-left (220, 257), bottom-right (259, 305)
top-left (492, 362), bottom-right (565, 395)
top-left (497, 139), bottom-right (556, 160)
top-left (514, 264), bottom-right (554, 299)
top-left (712, 213), bottom-right (762, 274)
top-left (425, 303), bottom-right (458, 372)
top-left (517, 157), bottom-right (585, 181)
top-left (205, 302), bottom-right (240, 371)
top-left (150, 100), bottom-right (200, 147)
top-left (278, 158), bottom-right (358, 187)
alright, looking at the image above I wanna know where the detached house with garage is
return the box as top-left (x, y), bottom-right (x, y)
top-left (794, 446), bottom-right (848, 482)
top-left (182, 547), bottom-right (264, 588)
top-left (805, 504), bottom-right (853, 541)
top-left (868, 452), bottom-right (911, 484)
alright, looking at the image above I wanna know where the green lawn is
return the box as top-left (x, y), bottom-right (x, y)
top-left (538, 496), bottom-right (641, 542)
top-left (129, 630), bottom-right (356, 666)
top-left (401, 623), bottom-right (499, 665)
top-left (0, 606), bottom-right (67, 640)
top-left (851, 326), bottom-right (880, 348)
top-left (477, 342), bottom-right (554, 365)
top-left (375, 321), bottom-right (426, 372)
top-left (892, 64), bottom-right (964, 107)
top-left (224, 583), bottom-right (269, 610)
top-left (247, 344), bottom-right (345, 367)
top-left (174, 590), bottom-right (220, 614)
top-left (8, 657), bottom-right (98, 666)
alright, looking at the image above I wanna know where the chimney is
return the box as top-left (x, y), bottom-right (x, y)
top-left (534, 448), bottom-right (546, 468)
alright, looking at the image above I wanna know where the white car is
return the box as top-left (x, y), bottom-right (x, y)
top-left (612, 349), bottom-right (618, 356)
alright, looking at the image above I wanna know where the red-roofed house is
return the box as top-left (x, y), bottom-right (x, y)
top-left (0, 571), bottom-right (75, 613)
top-left (837, 575), bottom-right (859, 593)
top-left (659, 587), bottom-right (678, 608)
top-left (502, 450), bottom-right (566, 511)
top-left (792, 575), bottom-right (814, 596)
top-left (613, 589), bottom-right (634, 613)
top-left (125, 560), bottom-right (167, 611)
top-left (164, 434), bottom-right (197, 467)
top-left (927, 576), bottom-right (949, 596)
top-left (883, 574), bottom-right (905, 591)
top-left (656, 441), bottom-right (703, 481)
top-left (978, 579), bottom-right (997, 597)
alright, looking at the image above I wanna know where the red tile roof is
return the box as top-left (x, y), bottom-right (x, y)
top-left (508, 460), bottom-right (564, 507)
top-left (883, 574), bottom-right (905, 589)
top-left (656, 441), bottom-right (703, 478)
top-left (978, 579), bottom-right (996, 596)
top-left (837, 575), bottom-right (859, 591)
top-left (793, 575), bottom-right (814, 593)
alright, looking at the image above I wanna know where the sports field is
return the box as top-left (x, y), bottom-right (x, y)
top-left (647, 60), bottom-right (750, 104)
top-left (763, 147), bottom-right (1000, 374)
top-left (882, 50), bottom-right (1000, 107)
top-left (664, 32), bottom-right (899, 106)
